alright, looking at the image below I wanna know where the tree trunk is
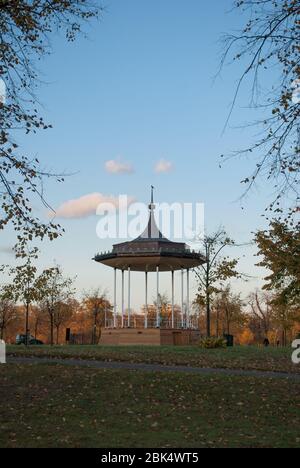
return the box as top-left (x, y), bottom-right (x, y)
top-left (216, 308), bottom-right (220, 337)
top-left (206, 292), bottom-right (211, 337)
top-left (92, 313), bottom-right (97, 345)
top-left (263, 318), bottom-right (269, 338)
top-left (25, 302), bottom-right (29, 346)
top-left (50, 312), bottom-right (54, 346)
top-left (34, 320), bottom-right (39, 340)
top-left (56, 325), bottom-right (60, 345)
top-left (282, 329), bottom-right (287, 347)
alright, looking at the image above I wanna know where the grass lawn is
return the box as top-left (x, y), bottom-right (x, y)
top-left (0, 363), bottom-right (299, 448)
top-left (7, 344), bottom-right (300, 374)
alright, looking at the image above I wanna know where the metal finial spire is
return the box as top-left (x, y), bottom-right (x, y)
top-left (151, 185), bottom-right (154, 204)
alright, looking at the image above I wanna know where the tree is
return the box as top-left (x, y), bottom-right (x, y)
top-left (36, 266), bottom-right (75, 345)
top-left (2, 247), bottom-right (39, 344)
top-left (248, 291), bottom-right (274, 339)
top-left (255, 220), bottom-right (300, 306)
top-left (153, 293), bottom-right (170, 326)
top-left (0, 1), bottom-right (101, 251)
top-left (194, 229), bottom-right (242, 337)
top-left (272, 302), bottom-right (300, 345)
top-left (30, 304), bottom-right (47, 340)
top-left (53, 299), bottom-right (76, 345)
top-left (215, 286), bottom-right (245, 336)
top-left (221, 0), bottom-right (300, 214)
top-left (0, 284), bottom-right (17, 339)
top-left (82, 289), bottom-right (111, 344)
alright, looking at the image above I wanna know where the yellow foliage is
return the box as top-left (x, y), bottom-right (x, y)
top-left (238, 329), bottom-right (254, 345)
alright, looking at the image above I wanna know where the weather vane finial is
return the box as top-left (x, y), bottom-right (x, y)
top-left (151, 185), bottom-right (154, 204)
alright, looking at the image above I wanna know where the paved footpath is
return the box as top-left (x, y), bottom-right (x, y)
top-left (7, 356), bottom-right (300, 381)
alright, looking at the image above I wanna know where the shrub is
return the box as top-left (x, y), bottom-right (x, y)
top-left (198, 337), bottom-right (227, 349)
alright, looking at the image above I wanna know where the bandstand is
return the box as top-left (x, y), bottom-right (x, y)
top-left (94, 189), bottom-right (206, 345)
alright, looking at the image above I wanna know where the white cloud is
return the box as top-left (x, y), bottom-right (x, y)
top-left (0, 246), bottom-right (13, 255)
top-left (54, 193), bottom-right (134, 219)
top-left (154, 159), bottom-right (174, 174)
top-left (105, 158), bottom-right (134, 174)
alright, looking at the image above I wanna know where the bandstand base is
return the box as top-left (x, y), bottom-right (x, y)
top-left (100, 328), bottom-right (200, 346)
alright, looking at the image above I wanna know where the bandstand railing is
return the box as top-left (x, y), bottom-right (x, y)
top-left (104, 316), bottom-right (199, 330)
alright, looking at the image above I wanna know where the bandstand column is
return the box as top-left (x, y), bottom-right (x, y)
top-left (113, 267), bottom-right (117, 328)
top-left (181, 268), bottom-right (184, 328)
top-left (121, 269), bottom-right (125, 328)
top-left (156, 266), bottom-right (160, 328)
top-left (145, 271), bottom-right (148, 329)
top-left (171, 270), bottom-right (175, 329)
top-left (186, 268), bottom-right (190, 329)
top-left (128, 266), bottom-right (131, 328)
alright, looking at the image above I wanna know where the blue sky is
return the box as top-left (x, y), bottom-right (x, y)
top-left (1, 0), bottom-right (274, 308)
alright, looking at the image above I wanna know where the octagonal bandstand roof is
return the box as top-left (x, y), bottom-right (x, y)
top-left (94, 191), bottom-right (206, 272)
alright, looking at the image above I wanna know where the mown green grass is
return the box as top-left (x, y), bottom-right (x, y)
top-left (0, 364), bottom-right (299, 448)
top-left (7, 344), bottom-right (300, 374)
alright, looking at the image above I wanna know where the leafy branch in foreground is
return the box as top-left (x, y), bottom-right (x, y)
top-left (0, 1), bottom-right (102, 251)
top-left (221, 0), bottom-right (300, 215)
